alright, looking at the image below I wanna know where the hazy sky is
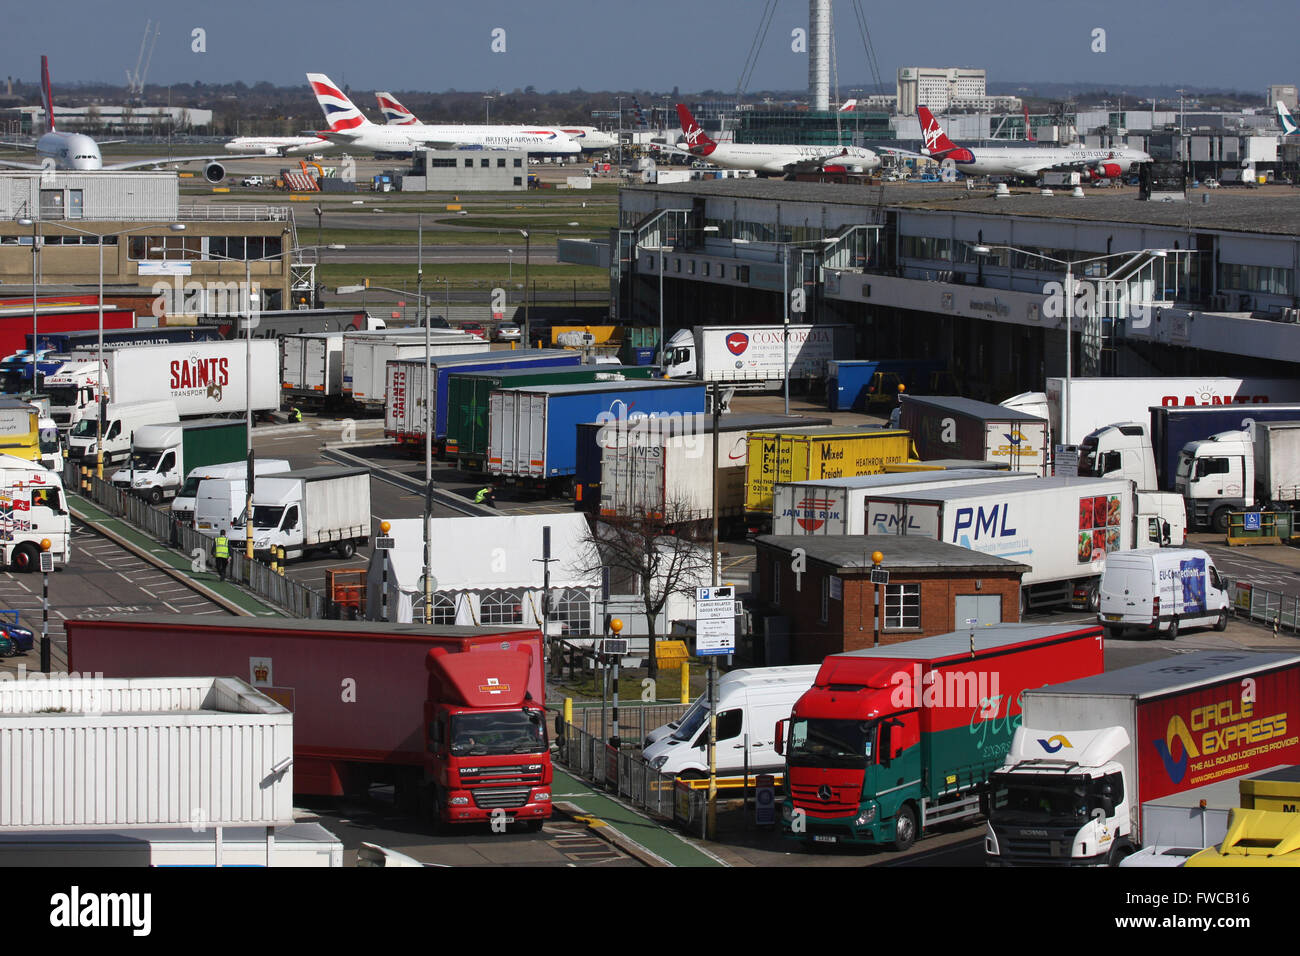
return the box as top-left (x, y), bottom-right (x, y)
top-left (1, 0), bottom-right (1288, 94)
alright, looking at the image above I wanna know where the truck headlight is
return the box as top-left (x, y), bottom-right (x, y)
top-left (782, 802), bottom-right (793, 822)
top-left (449, 797), bottom-right (469, 806)
top-left (534, 791), bottom-right (550, 802)
top-left (255, 537), bottom-right (270, 549)
top-left (855, 804), bottom-right (878, 827)
top-left (649, 755), bottom-right (668, 771)
top-left (133, 478), bottom-right (150, 488)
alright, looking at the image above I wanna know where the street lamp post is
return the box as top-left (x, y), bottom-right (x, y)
top-left (970, 243), bottom-right (1169, 450)
top-left (519, 229), bottom-right (531, 347)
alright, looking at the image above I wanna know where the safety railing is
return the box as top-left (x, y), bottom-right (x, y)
top-left (552, 718), bottom-right (677, 821)
top-left (1229, 578), bottom-right (1300, 635)
top-left (568, 700), bottom-right (690, 743)
top-left (176, 204), bottom-right (292, 222)
top-left (68, 465), bottom-right (326, 618)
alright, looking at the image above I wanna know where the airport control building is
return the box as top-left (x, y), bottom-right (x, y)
top-left (564, 179), bottom-right (1300, 402)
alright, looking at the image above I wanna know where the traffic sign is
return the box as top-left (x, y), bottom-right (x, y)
top-left (695, 585), bottom-right (736, 656)
top-left (870, 568), bottom-right (890, 586)
top-left (375, 536), bottom-right (396, 550)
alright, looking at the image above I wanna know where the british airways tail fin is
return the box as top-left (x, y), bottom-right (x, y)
top-left (376, 92), bottom-right (419, 126)
top-left (306, 73), bottom-right (373, 133)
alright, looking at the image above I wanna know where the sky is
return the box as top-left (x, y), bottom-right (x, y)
top-left (0, 0), bottom-right (1289, 95)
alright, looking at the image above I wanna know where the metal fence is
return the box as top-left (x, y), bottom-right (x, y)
top-left (68, 466), bottom-right (326, 618)
top-left (553, 719), bottom-right (677, 821)
top-left (568, 701), bottom-right (690, 743)
top-left (1230, 580), bottom-right (1300, 635)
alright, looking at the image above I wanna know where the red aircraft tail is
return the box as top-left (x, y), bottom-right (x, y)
top-left (1023, 104), bottom-right (1035, 142)
top-left (917, 106), bottom-right (960, 157)
top-left (40, 56), bottom-right (56, 133)
top-left (675, 104), bottom-right (716, 155)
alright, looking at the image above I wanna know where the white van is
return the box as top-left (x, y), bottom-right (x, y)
top-left (1099, 547), bottom-right (1230, 639)
top-left (66, 400), bottom-right (178, 468)
top-left (192, 464), bottom-right (293, 535)
top-left (641, 666), bottom-right (820, 777)
top-left (174, 458), bottom-right (291, 527)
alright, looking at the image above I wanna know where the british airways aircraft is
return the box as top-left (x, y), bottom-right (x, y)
top-left (0, 57), bottom-right (268, 182)
top-left (375, 91), bottom-right (616, 152)
top-left (307, 75), bottom-right (579, 156)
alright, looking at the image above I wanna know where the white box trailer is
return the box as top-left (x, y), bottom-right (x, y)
top-left (343, 330), bottom-right (487, 407)
top-left (771, 468), bottom-right (1037, 536)
top-left (281, 331), bottom-right (344, 403)
top-left (67, 340), bottom-right (281, 422)
top-left (663, 324), bottom-right (854, 391)
top-left (0, 823), bottom-right (343, 867)
top-left (0, 677), bottom-right (293, 830)
top-left (864, 476), bottom-right (1138, 610)
top-left (228, 466), bottom-right (371, 561)
top-left (598, 413), bottom-right (825, 531)
top-left (1253, 420), bottom-right (1300, 503)
top-left (1002, 376), bottom-right (1300, 449)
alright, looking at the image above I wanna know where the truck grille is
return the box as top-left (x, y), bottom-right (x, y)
top-left (789, 782), bottom-right (860, 815)
top-left (459, 764), bottom-right (545, 786)
top-left (473, 787), bottom-right (532, 809)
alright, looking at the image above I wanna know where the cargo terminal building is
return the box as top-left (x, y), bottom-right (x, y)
top-left (575, 180), bottom-right (1300, 402)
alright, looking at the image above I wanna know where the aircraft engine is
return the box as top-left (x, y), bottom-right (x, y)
top-left (204, 161), bottom-right (226, 184)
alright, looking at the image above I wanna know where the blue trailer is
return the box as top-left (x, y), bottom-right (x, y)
top-left (825, 359), bottom-right (947, 411)
top-left (487, 380), bottom-right (708, 495)
top-left (1150, 403), bottom-right (1300, 490)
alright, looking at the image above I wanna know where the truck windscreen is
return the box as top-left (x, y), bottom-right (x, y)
top-left (69, 419), bottom-right (97, 438)
top-left (987, 772), bottom-right (1093, 826)
top-left (46, 386), bottom-right (78, 409)
top-left (1077, 436), bottom-right (1100, 476)
top-left (451, 711), bottom-right (547, 756)
top-left (786, 717), bottom-right (875, 769)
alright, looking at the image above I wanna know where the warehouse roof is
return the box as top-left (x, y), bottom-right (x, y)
top-left (755, 534), bottom-right (1030, 575)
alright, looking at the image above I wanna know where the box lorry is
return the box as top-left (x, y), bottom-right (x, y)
top-left (641, 665), bottom-right (821, 777)
top-left (445, 363), bottom-right (657, 470)
top-left (343, 329), bottom-right (487, 408)
top-left (598, 413), bottom-right (828, 533)
top-left (1175, 419), bottom-right (1300, 531)
top-left (663, 324), bottom-right (854, 392)
top-left (864, 477), bottom-right (1186, 611)
top-left (109, 420), bottom-right (246, 504)
top-left (49, 340), bottom-right (281, 432)
top-left (175, 457), bottom-right (292, 528)
top-left (1076, 403), bottom-right (1300, 498)
top-left (984, 649), bottom-right (1300, 865)
top-left (226, 465), bottom-right (370, 561)
top-left (899, 395), bottom-right (1049, 476)
top-left (744, 426), bottom-right (912, 517)
top-left (771, 468), bottom-right (1036, 536)
top-left (776, 623), bottom-right (1106, 848)
top-left (65, 399), bottom-right (179, 468)
top-left (1001, 376), bottom-right (1300, 450)
top-left (384, 349), bottom-right (583, 449)
top-left (1098, 547), bottom-right (1230, 639)
top-left (487, 380), bottom-right (708, 496)
top-left (0, 399), bottom-right (44, 467)
top-left (280, 331), bottom-right (344, 407)
top-left (65, 616), bottom-right (553, 830)
top-left (0, 454), bottom-right (71, 571)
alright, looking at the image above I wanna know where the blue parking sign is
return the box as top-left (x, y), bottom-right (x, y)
top-left (1244, 512), bottom-right (1261, 531)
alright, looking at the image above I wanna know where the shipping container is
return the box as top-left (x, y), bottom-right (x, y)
top-left (598, 413), bottom-right (830, 530)
top-left (771, 468), bottom-right (1036, 536)
top-left (281, 331), bottom-right (344, 404)
top-left (67, 617), bottom-right (545, 803)
top-left (384, 349), bottom-right (583, 447)
top-left (487, 380), bottom-right (707, 495)
top-left (0, 676), bottom-right (292, 830)
top-left (987, 650), bottom-right (1300, 864)
top-left (444, 363), bottom-right (656, 469)
top-left (744, 426), bottom-right (911, 515)
top-left (825, 358), bottom-right (946, 411)
top-left (344, 330), bottom-right (488, 407)
top-left (900, 395), bottom-right (1048, 475)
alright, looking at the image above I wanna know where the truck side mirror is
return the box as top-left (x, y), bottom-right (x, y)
top-left (774, 719), bottom-right (786, 756)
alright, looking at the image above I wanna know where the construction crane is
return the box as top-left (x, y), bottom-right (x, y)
top-left (125, 21), bottom-right (160, 103)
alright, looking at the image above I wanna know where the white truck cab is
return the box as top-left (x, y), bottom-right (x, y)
top-left (66, 400), bottom-right (178, 469)
top-left (0, 454), bottom-right (72, 570)
top-left (43, 361), bottom-right (104, 432)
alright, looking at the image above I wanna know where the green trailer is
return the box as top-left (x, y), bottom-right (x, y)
top-left (445, 364), bottom-right (656, 471)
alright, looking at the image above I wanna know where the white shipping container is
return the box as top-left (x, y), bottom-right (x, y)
top-left (771, 469), bottom-right (1037, 536)
top-left (344, 331), bottom-right (486, 405)
top-left (71, 340), bottom-right (281, 417)
top-left (282, 332), bottom-right (344, 397)
top-left (865, 477), bottom-right (1135, 592)
top-left (0, 677), bottom-right (293, 830)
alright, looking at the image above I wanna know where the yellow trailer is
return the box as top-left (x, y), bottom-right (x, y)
top-left (745, 426), bottom-right (911, 513)
top-left (550, 325), bottom-right (620, 346)
top-left (1183, 808), bottom-right (1300, 867)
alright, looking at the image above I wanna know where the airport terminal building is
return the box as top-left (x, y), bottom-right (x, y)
top-left (572, 179), bottom-right (1300, 401)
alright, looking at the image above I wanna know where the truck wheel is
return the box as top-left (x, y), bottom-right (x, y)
top-left (336, 540), bottom-right (356, 560)
top-left (1210, 507), bottom-right (1232, 535)
top-left (1166, 618), bottom-right (1179, 640)
top-left (148, 487), bottom-right (164, 505)
top-left (10, 542), bottom-right (39, 573)
top-left (891, 805), bottom-right (918, 851)
top-left (1214, 610), bottom-right (1228, 632)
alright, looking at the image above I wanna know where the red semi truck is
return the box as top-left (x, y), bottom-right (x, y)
top-left (66, 616), bottom-right (553, 830)
top-left (776, 622), bottom-right (1105, 849)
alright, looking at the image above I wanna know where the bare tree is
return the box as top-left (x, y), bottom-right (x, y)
top-left (574, 500), bottom-right (713, 681)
